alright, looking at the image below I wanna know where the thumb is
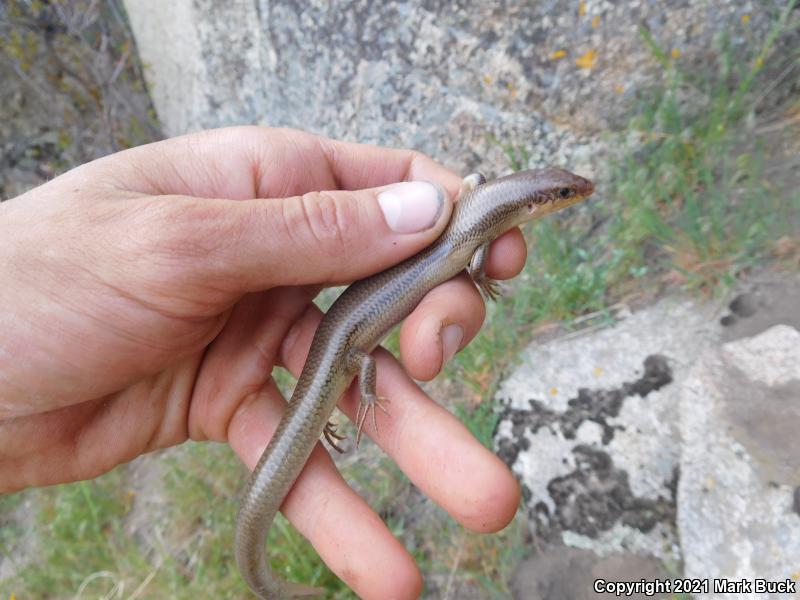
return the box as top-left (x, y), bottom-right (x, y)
top-left (155, 180), bottom-right (452, 292)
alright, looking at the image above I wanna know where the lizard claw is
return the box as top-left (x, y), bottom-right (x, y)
top-left (355, 394), bottom-right (390, 447)
top-left (323, 420), bottom-right (347, 453)
top-left (477, 276), bottom-right (501, 302)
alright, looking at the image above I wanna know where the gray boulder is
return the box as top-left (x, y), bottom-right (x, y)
top-left (495, 298), bottom-right (716, 564)
top-left (678, 324), bottom-right (800, 595)
top-left (497, 273), bottom-right (800, 596)
top-left (123, 0), bottom-right (777, 175)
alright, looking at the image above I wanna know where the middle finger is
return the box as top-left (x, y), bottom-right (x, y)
top-left (279, 304), bottom-right (520, 532)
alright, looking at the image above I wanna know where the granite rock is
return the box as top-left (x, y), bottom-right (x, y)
top-left (499, 273), bottom-right (800, 596)
top-left (678, 325), bottom-right (800, 597)
top-left (495, 298), bottom-right (717, 563)
top-left (122, 0), bottom-right (782, 175)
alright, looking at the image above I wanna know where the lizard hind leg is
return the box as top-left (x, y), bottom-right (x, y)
top-left (348, 349), bottom-right (390, 447)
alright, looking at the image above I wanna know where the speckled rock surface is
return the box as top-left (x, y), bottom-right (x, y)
top-left (678, 324), bottom-right (800, 597)
top-left (498, 272), bottom-right (800, 593)
top-left (495, 298), bottom-right (716, 564)
top-left (122, 0), bottom-right (779, 175)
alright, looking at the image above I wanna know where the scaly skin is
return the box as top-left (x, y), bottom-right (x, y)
top-left (235, 167), bottom-right (595, 599)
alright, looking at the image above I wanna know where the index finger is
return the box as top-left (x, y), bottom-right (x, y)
top-left (81, 126), bottom-right (464, 201)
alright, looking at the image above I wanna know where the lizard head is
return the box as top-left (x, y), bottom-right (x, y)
top-left (449, 167), bottom-right (595, 247)
top-left (468, 167), bottom-right (594, 234)
top-left (517, 166), bottom-right (595, 218)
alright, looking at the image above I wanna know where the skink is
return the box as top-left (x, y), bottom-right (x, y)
top-left (235, 167), bottom-right (595, 598)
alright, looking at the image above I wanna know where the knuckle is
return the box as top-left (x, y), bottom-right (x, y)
top-left (296, 191), bottom-right (357, 254)
top-left (406, 149), bottom-right (432, 171)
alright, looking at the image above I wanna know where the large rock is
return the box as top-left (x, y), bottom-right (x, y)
top-left (122, 0), bottom-right (780, 175)
top-left (498, 273), bottom-right (800, 597)
top-left (124, 1), bottom-right (264, 139)
top-left (494, 298), bottom-right (717, 562)
top-left (678, 324), bottom-right (800, 597)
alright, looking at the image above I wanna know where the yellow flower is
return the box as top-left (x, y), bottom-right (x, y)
top-left (575, 49), bottom-right (597, 69)
top-left (614, 84), bottom-right (625, 94)
top-left (578, 0), bottom-right (587, 17)
top-left (591, 15), bottom-right (601, 28)
top-left (549, 49), bottom-right (567, 60)
top-left (483, 74), bottom-right (493, 84)
top-left (592, 367), bottom-right (603, 377)
top-left (550, 387), bottom-right (558, 396)
top-left (741, 14), bottom-right (751, 25)
top-left (671, 48), bottom-right (681, 59)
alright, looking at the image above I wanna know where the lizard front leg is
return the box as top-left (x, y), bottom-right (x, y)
top-left (458, 172), bottom-right (486, 198)
top-left (467, 242), bottom-right (501, 301)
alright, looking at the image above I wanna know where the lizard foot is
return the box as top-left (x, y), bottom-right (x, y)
top-left (355, 393), bottom-right (390, 447)
top-left (323, 420), bottom-right (347, 453)
top-left (477, 276), bottom-right (501, 302)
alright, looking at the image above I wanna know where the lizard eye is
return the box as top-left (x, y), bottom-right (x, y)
top-left (559, 187), bottom-right (574, 199)
top-left (527, 202), bottom-right (535, 212)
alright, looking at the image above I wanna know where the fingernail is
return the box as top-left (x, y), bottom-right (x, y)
top-left (377, 181), bottom-right (444, 233)
top-left (441, 324), bottom-right (464, 366)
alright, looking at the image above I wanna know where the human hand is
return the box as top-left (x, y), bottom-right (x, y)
top-left (0, 126), bottom-right (522, 598)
